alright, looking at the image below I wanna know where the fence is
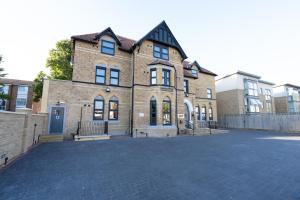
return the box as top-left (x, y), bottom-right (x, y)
top-left (78, 121), bottom-right (106, 136)
top-left (219, 113), bottom-right (300, 132)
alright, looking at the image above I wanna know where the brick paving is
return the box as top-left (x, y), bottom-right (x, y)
top-left (1, 130), bottom-right (300, 200)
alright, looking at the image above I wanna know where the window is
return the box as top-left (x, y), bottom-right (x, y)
top-left (208, 107), bottom-right (213, 121)
top-left (245, 80), bottom-right (258, 96)
top-left (93, 96), bottom-right (104, 120)
top-left (153, 44), bottom-right (169, 60)
top-left (162, 97), bottom-right (171, 125)
top-left (191, 69), bottom-right (198, 77)
top-left (195, 106), bottom-right (200, 120)
top-left (207, 89), bottom-right (212, 99)
top-left (150, 69), bottom-right (157, 85)
top-left (101, 40), bottom-right (115, 55)
top-left (246, 98), bottom-right (261, 113)
top-left (162, 69), bottom-right (170, 86)
top-left (265, 89), bottom-right (272, 101)
top-left (109, 97), bottom-right (118, 120)
top-left (95, 66), bottom-right (106, 84)
top-left (184, 80), bottom-right (189, 93)
top-left (150, 97), bottom-right (157, 125)
top-left (16, 85), bottom-right (28, 108)
top-left (0, 84), bottom-right (9, 110)
top-left (266, 101), bottom-right (272, 113)
top-left (201, 106), bottom-right (206, 121)
top-left (110, 69), bottom-right (119, 85)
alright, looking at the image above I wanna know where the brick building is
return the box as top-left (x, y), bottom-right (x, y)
top-left (41, 21), bottom-right (217, 137)
top-left (273, 84), bottom-right (300, 113)
top-left (0, 78), bottom-right (33, 112)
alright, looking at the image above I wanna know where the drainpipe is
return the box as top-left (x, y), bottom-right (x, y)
top-left (174, 66), bottom-right (179, 135)
top-left (130, 49), bottom-right (136, 137)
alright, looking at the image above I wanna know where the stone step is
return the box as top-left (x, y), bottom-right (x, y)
top-left (74, 135), bottom-right (111, 142)
top-left (39, 135), bottom-right (63, 142)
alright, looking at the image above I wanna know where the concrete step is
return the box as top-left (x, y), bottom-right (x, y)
top-left (39, 135), bottom-right (63, 142)
top-left (74, 135), bottom-right (111, 142)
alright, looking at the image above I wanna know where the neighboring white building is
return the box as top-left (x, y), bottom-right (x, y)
top-left (273, 84), bottom-right (300, 113)
top-left (216, 71), bottom-right (275, 117)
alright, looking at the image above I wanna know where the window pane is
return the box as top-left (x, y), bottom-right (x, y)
top-left (162, 48), bottom-right (168, 54)
top-left (102, 47), bottom-right (114, 55)
top-left (111, 71), bottom-right (119, 78)
top-left (103, 41), bottom-right (114, 48)
top-left (154, 52), bottom-right (160, 58)
top-left (96, 68), bottom-right (105, 76)
top-left (109, 111), bottom-right (118, 120)
top-left (151, 70), bottom-right (156, 77)
top-left (151, 78), bottom-right (156, 84)
top-left (154, 46), bottom-right (160, 52)
top-left (95, 101), bottom-right (103, 109)
top-left (110, 102), bottom-right (118, 110)
top-left (94, 110), bottom-right (103, 120)
top-left (16, 98), bottom-right (27, 108)
top-left (162, 54), bottom-right (168, 60)
top-left (110, 78), bottom-right (118, 85)
top-left (96, 77), bottom-right (105, 84)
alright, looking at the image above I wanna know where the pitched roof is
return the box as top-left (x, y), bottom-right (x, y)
top-left (71, 32), bottom-right (136, 52)
top-left (183, 60), bottom-right (217, 76)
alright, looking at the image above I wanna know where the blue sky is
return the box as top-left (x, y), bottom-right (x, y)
top-left (1, 0), bottom-right (300, 85)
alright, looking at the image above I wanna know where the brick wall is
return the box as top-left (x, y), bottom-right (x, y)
top-left (0, 109), bottom-right (48, 168)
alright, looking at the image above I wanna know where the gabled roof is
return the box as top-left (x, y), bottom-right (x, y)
top-left (71, 32), bottom-right (136, 52)
top-left (183, 60), bottom-right (217, 76)
top-left (94, 27), bottom-right (121, 45)
top-left (133, 21), bottom-right (187, 59)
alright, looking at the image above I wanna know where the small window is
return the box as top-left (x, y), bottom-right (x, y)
top-left (201, 106), bottom-right (207, 121)
top-left (95, 66), bottom-right (106, 84)
top-left (208, 107), bottom-right (213, 121)
top-left (150, 69), bottom-right (157, 85)
top-left (109, 97), bottom-right (118, 120)
top-left (0, 85), bottom-right (9, 110)
top-left (101, 40), bottom-right (115, 55)
top-left (110, 69), bottom-right (119, 86)
top-left (162, 97), bottom-right (171, 125)
top-left (266, 101), bottom-right (272, 113)
top-left (150, 97), bottom-right (157, 125)
top-left (16, 85), bottom-right (28, 108)
top-left (153, 44), bottom-right (169, 60)
top-left (93, 96), bottom-right (104, 120)
top-left (265, 89), bottom-right (272, 101)
top-left (184, 80), bottom-right (189, 93)
top-left (207, 89), bottom-right (212, 99)
top-left (162, 69), bottom-right (170, 86)
top-left (191, 69), bottom-right (198, 77)
top-left (246, 80), bottom-right (258, 96)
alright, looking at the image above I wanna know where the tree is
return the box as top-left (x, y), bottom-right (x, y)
top-left (46, 39), bottom-right (72, 80)
top-left (0, 55), bottom-right (10, 102)
top-left (33, 71), bottom-right (48, 102)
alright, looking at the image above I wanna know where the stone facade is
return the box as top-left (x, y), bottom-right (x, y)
top-left (41, 21), bottom-right (217, 137)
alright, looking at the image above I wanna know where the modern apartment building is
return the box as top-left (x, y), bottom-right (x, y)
top-left (216, 71), bottom-right (275, 118)
top-left (274, 84), bottom-right (300, 113)
top-left (41, 21), bottom-right (217, 137)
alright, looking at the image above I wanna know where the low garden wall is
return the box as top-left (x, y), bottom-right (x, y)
top-left (0, 108), bottom-right (48, 168)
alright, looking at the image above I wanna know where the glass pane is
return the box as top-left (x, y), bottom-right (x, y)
top-left (110, 78), bottom-right (118, 85)
top-left (94, 110), bottom-right (103, 120)
top-left (154, 52), bottom-right (160, 58)
top-left (151, 78), bottom-right (156, 84)
top-left (111, 71), bottom-right (119, 78)
top-left (162, 48), bottom-right (168, 54)
top-left (95, 100), bottom-right (103, 109)
top-left (96, 68), bottom-right (105, 76)
top-left (110, 102), bottom-right (118, 110)
top-left (103, 41), bottom-right (114, 48)
top-left (154, 46), bottom-right (160, 52)
top-left (16, 98), bottom-right (27, 108)
top-left (96, 77), bottom-right (105, 84)
top-left (102, 47), bottom-right (114, 55)
top-left (163, 114), bottom-right (171, 125)
top-left (109, 111), bottom-right (118, 120)
top-left (151, 70), bottom-right (156, 77)
top-left (162, 54), bottom-right (168, 60)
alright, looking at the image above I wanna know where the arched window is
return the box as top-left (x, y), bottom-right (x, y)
top-left (195, 105), bottom-right (200, 120)
top-left (201, 106), bottom-right (206, 121)
top-left (162, 97), bottom-right (171, 125)
top-left (109, 96), bottom-right (118, 120)
top-left (94, 96), bottom-right (104, 120)
top-left (209, 107), bottom-right (213, 121)
top-left (150, 96), bottom-right (157, 125)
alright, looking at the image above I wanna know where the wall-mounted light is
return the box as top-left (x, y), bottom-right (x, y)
top-left (106, 87), bottom-right (110, 93)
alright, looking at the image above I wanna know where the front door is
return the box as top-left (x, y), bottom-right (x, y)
top-left (184, 103), bottom-right (190, 128)
top-left (49, 107), bottom-right (64, 134)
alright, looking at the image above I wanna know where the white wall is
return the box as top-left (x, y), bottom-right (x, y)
top-left (216, 73), bottom-right (259, 92)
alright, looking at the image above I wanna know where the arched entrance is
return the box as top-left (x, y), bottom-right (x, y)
top-left (184, 99), bottom-right (193, 128)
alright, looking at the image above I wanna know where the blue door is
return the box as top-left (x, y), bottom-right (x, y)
top-left (49, 107), bottom-right (64, 134)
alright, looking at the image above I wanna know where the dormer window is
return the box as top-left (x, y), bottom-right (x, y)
top-left (101, 40), bottom-right (115, 55)
top-left (191, 69), bottom-right (198, 77)
top-left (153, 44), bottom-right (169, 60)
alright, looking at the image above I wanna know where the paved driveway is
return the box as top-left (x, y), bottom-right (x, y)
top-left (1, 130), bottom-right (300, 200)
